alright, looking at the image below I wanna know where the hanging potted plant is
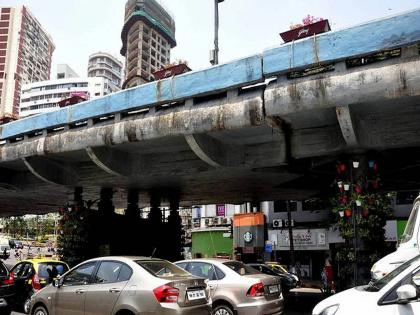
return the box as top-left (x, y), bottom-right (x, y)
top-left (345, 208), bottom-right (352, 217)
top-left (372, 178), bottom-right (380, 189)
top-left (280, 15), bottom-right (331, 43)
top-left (362, 207), bottom-right (369, 218)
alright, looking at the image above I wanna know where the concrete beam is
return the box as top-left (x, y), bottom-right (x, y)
top-left (336, 105), bottom-right (358, 146)
top-left (185, 134), bottom-right (244, 168)
top-left (22, 157), bottom-right (77, 186)
top-left (86, 147), bottom-right (135, 177)
top-left (0, 89), bottom-right (264, 163)
top-left (265, 57), bottom-right (420, 117)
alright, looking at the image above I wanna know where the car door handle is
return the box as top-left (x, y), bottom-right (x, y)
top-left (109, 288), bottom-right (121, 293)
top-left (75, 289), bottom-right (86, 294)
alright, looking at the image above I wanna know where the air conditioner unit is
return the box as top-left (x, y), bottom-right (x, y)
top-left (284, 219), bottom-right (295, 227)
top-left (272, 219), bottom-right (283, 229)
top-left (204, 218), bottom-right (210, 226)
top-left (222, 218), bottom-right (229, 225)
top-left (213, 217), bottom-right (219, 225)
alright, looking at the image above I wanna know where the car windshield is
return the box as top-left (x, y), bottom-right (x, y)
top-left (38, 262), bottom-right (69, 280)
top-left (136, 260), bottom-right (190, 278)
top-left (400, 201), bottom-right (419, 244)
top-left (224, 261), bottom-right (259, 275)
top-left (366, 255), bottom-right (420, 292)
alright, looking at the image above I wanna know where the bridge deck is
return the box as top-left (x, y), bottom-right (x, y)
top-left (1, 8), bottom-right (419, 141)
top-left (0, 9), bottom-right (420, 214)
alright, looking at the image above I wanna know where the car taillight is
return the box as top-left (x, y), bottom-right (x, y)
top-left (247, 282), bottom-right (265, 297)
top-left (153, 285), bottom-right (179, 303)
top-left (2, 272), bottom-right (14, 285)
top-left (32, 274), bottom-right (41, 291)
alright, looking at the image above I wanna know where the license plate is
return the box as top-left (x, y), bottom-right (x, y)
top-left (269, 285), bottom-right (279, 294)
top-left (187, 290), bottom-right (206, 301)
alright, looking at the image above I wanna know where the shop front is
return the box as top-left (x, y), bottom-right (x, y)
top-left (268, 228), bottom-right (333, 280)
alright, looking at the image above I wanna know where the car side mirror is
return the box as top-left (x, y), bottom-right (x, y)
top-left (413, 275), bottom-right (420, 287)
top-left (53, 277), bottom-right (63, 288)
top-left (396, 284), bottom-right (417, 304)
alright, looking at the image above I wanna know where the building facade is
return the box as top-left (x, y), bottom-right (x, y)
top-left (120, 0), bottom-right (176, 88)
top-left (0, 6), bottom-right (54, 122)
top-left (87, 52), bottom-right (123, 94)
top-left (57, 64), bottom-right (78, 79)
top-left (19, 77), bottom-right (106, 118)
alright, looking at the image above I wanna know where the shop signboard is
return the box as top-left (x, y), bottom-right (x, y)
top-left (216, 204), bottom-right (226, 217)
top-left (269, 229), bottom-right (329, 250)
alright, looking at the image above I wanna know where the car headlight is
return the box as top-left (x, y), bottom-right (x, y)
top-left (320, 304), bottom-right (339, 315)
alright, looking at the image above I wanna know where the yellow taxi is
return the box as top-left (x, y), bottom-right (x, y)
top-left (10, 257), bottom-right (69, 313)
top-left (266, 261), bottom-right (289, 274)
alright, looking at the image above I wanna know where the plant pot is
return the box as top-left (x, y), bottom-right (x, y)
top-left (344, 184), bottom-right (350, 191)
top-left (339, 164), bottom-right (347, 172)
top-left (368, 161), bottom-right (375, 168)
top-left (345, 208), bottom-right (352, 217)
top-left (339, 211), bottom-right (344, 218)
top-left (355, 185), bottom-right (362, 194)
top-left (352, 161), bottom-right (359, 168)
top-left (362, 208), bottom-right (369, 217)
top-left (356, 200), bottom-right (362, 207)
top-left (280, 19), bottom-right (331, 42)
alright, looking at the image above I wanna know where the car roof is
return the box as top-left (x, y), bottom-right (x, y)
top-left (85, 256), bottom-right (166, 263)
top-left (176, 258), bottom-right (233, 264)
top-left (20, 258), bottom-right (68, 265)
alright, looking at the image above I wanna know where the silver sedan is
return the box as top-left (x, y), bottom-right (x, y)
top-left (29, 256), bottom-right (211, 315)
top-left (175, 258), bottom-right (284, 315)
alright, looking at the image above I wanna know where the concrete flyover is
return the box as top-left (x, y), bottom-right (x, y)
top-left (0, 9), bottom-right (420, 215)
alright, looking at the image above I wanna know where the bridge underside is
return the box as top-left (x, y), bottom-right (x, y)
top-left (1, 51), bottom-right (420, 215)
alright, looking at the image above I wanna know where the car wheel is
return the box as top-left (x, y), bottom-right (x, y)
top-left (213, 304), bottom-right (234, 315)
top-left (24, 298), bottom-right (32, 314)
top-left (32, 305), bottom-right (48, 315)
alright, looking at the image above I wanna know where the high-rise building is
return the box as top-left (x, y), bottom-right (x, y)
top-left (57, 64), bottom-right (79, 79)
top-left (0, 6), bottom-right (54, 123)
top-left (87, 52), bottom-right (123, 94)
top-left (120, 0), bottom-right (176, 88)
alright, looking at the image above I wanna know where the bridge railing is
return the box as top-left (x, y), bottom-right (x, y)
top-left (0, 8), bottom-right (419, 142)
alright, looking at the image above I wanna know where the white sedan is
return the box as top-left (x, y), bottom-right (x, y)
top-left (313, 255), bottom-right (420, 315)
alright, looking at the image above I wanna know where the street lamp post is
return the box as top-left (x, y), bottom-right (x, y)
top-left (212, 0), bottom-right (224, 65)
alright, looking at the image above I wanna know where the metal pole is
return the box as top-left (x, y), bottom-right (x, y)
top-left (351, 163), bottom-right (358, 286)
top-left (214, 0), bottom-right (220, 65)
top-left (287, 201), bottom-right (296, 269)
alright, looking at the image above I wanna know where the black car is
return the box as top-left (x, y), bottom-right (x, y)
top-left (8, 240), bottom-right (22, 250)
top-left (248, 263), bottom-right (300, 294)
top-left (0, 260), bottom-right (15, 315)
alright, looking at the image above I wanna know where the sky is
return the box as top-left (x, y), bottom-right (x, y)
top-left (2, 0), bottom-right (420, 78)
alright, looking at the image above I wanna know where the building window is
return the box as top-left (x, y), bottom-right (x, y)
top-left (273, 201), bottom-right (297, 213)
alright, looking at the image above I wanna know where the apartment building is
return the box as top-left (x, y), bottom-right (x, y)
top-left (0, 6), bottom-right (54, 123)
top-left (88, 52), bottom-right (123, 94)
top-left (120, 0), bottom-right (176, 88)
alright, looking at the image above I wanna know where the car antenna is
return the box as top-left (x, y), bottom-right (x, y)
top-left (151, 247), bottom-right (157, 258)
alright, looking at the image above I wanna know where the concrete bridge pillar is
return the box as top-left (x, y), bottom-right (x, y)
top-left (125, 189), bottom-right (140, 218)
top-left (96, 188), bottom-right (114, 256)
top-left (148, 191), bottom-right (162, 224)
top-left (167, 196), bottom-right (183, 261)
top-left (148, 191), bottom-right (162, 257)
top-left (97, 188), bottom-right (115, 215)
